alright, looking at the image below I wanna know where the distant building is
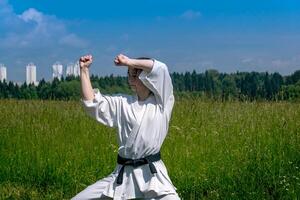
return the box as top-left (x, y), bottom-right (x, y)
top-left (66, 61), bottom-right (80, 77)
top-left (66, 63), bottom-right (74, 77)
top-left (73, 61), bottom-right (80, 77)
top-left (0, 64), bottom-right (7, 82)
top-left (26, 63), bottom-right (37, 85)
top-left (52, 62), bottom-right (63, 80)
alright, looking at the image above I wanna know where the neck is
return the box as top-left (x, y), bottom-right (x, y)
top-left (137, 90), bottom-right (151, 101)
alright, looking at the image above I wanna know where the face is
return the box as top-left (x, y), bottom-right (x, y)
top-left (127, 68), bottom-right (149, 93)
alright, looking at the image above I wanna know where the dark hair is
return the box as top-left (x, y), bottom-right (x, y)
top-left (127, 57), bottom-right (152, 74)
top-left (135, 57), bottom-right (152, 60)
top-left (136, 57), bottom-right (152, 72)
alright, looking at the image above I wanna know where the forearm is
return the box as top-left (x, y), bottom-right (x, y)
top-left (80, 68), bottom-right (94, 101)
top-left (127, 59), bottom-right (154, 73)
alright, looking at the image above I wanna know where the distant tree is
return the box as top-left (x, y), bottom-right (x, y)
top-left (65, 75), bottom-right (76, 81)
top-left (1, 80), bottom-right (9, 98)
top-left (263, 72), bottom-right (272, 100)
top-left (241, 72), bottom-right (259, 101)
top-left (38, 82), bottom-right (52, 99)
top-left (56, 80), bottom-right (80, 100)
top-left (8, 81), bottom-right (15, 98)
top-left (221, 75), bottom-right (237, 101)
top-left (0, 69), bottom-right (299, 101)
top-left (19, 83), bottom-right (31, 99)
top-left (271, 72), bottom-right (283, 100)
top-left (286, 70), bottom-right (300, 85)
top-left (171, 72), bottom-right (185, 91)
top-left (204, 69), bottom-right (221, 99)
top-left (51, 77), bottom-right (60, 99)
top-left (184, 72), bottom-right (192, 91)
top-left (191, 70), bottom-right (198, 91)
top-left (281, 80), bottom-right (300, 100)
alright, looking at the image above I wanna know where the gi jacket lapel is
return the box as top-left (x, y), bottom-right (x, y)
top-left (124, 103), bottom-right (147, 158)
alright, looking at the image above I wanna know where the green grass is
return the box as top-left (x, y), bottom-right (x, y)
top-left (0, 99), bottom-right (299, 199)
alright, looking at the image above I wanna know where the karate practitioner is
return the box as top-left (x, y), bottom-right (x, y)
top-left (72, 54), bottom-right (180, 200)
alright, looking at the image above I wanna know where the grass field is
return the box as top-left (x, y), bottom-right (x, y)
top-left (0, 99), bottom-right (299, 199)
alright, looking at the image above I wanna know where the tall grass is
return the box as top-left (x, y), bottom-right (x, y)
top-left (0, 99), bottom-right (299, 199)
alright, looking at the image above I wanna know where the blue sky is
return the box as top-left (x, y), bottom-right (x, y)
top-left (0, 0), bottom-right (299, 82)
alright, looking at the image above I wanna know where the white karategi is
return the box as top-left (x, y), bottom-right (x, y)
top-left (73, 60), bottom-right (180, 200)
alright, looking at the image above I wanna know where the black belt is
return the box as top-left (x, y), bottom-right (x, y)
top-left (116, 152), bottom-right (161, 185)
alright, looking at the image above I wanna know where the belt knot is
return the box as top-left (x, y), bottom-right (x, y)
top-left (116, 152), bottom-right (161, 185)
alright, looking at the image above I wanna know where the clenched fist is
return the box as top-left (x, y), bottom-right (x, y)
top-left (79, 54), bottom-right (93, 69)
top-left (114, 54), bottom-right (131, 66)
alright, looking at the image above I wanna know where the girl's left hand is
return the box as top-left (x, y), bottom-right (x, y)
top-left (114, 54), bottom-right (131, 66)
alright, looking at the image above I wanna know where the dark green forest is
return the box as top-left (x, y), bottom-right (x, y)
top-left (1, 69), bottom-right (300, 101)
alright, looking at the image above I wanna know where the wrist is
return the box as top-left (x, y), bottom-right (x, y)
top-left (126, 58), bottom-right (135, 67)
top-left (80, 67), bottom-right (89, 73)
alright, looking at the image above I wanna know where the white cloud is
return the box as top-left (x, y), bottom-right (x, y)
top-left (180, 10), bottom-right (201, 20)
top-left (240, 57), bottom-right (264, 66)
top-left (155, 10), bottom-right (201, 22)
top-left (237, 56), bottom-right (299, 75)
top-left (19, 8), bottom-right (43, 23)
top-left (241, 57), bottom-right (254, 64)
top-left (0, 2), bottom-right (88, 49)
top-left (271, 59), bottom-right (291, 68)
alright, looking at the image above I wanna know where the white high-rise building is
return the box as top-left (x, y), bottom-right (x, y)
top-left (52, 62), bottom-right (63, 80)
top-left (66, 63), bottom-right (74, 77)
top-left (73, 61), bottom-right (80, 77)
top-left (0, 64), bottom-right (7, 82)
top-left (66, 62), bottom-right (80, 77)
top-left (26, 63), bottom-right (37, 85)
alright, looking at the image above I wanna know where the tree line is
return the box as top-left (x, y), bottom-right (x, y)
top-left (0, 69), bottom-right (300, 101)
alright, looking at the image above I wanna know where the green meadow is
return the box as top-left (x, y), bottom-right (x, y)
top-left (0, 99), bottom-right (299, 199)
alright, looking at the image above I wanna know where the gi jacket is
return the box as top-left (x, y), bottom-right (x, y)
top-left (81, 60), bottom-right (177, 199)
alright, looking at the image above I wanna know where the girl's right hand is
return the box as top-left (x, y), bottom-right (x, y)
top-left (79, 54), bottom-right (93, 69)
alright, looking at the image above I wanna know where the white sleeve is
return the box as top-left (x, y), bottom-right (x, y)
top-left (81, 88), bottom-right (120, 127)
top-left (138, 59), bottom-right (174, 110)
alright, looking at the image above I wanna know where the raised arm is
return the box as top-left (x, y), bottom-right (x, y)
top-left (114, 54), bottom-right (154, 72)
top-left (79, 55), bottom-right (94, 101)
top-left (115, 54), bottom-right (174, 111)
top-left (79, 54), bottom-right (121, 128)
